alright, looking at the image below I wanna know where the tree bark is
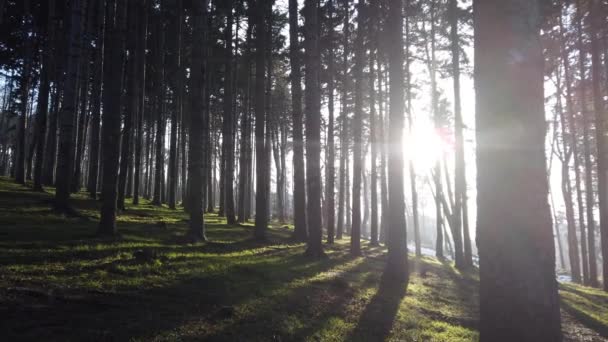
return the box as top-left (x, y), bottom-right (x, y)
top-left (350, 0), bottom-right (365, 257)
top-left (98, 0), bottom-right (127, 235)
top-left (55, 0), bottom-right (86, 212)
top-left (304, 0), bottom-right (323, 258)
top-left (187, 0), bottom-right (208, 241)
top-left (325, 0), bottom-right (336, 244)
top-left (385, 0), bottom-right (408, 282)
top-left (475, 0), bottom-right (562, 340)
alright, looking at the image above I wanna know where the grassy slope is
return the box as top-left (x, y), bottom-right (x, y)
top-left (0, 177), bottom-right (605, 341)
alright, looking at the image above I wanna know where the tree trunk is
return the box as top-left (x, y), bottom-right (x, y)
top-left (254, 0), bottom-right (269, 240)
top-left (385, 0), bottom-right (408, 282)
top-left (222, 0), bottom-right (236, 224)
top-left (577, 0), bottom-right (598, 287)
top-left (449, 0), bottom-right (466, 269)
top-left (98, 0), bottom-right (127, 235)
top-left (187, 0), bottom-right (208, 241)
top-left (117, 0), bottom-right (140, 211)
top-left (133, 0), bottom-right (149, 206)
top-left (33, 0), bottom-right (56, 191)
top-left (304, 0), bottom-right (323, 258)
top-left (369, 0), bottom-right (378, 247)
top-left (15, 0), bottom-right (34, 185)
top-left (325, 0), bottom-right (336, 244)
top-left (336, 0), bottom-right (350, 241)
top-left (589, 0), bottom-right (607, 291)
top-left (55, 0), bottom-right (86, 212)
top-left (87, 0), bottom-right (105, 199)
top-left (350, 0), bottom-right (365, 257)
top-left (476, 0), bottom-right (562, 339)
top-left (288, 0), bottom-right (307, 241)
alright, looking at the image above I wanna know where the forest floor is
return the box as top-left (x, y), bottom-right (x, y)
top-left (0, 176), bottom-right (606, 341)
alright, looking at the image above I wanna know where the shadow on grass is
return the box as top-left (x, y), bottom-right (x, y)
top-left (559, 286), bottom-right (608, 338)
top-left (347, 271), bottom-right (409, 341)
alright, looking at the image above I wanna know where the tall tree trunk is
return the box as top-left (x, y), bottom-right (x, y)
top-left (133, 0), bottom-right (149, 205)
top-left (254, 0), bottom-right (269, 240)
top-left (589, 0), bottom-right (607, 291)
top-left (304, 0), bottom-right (323, 258)
top-left (55, 0), bottom-right (86, 212)
top-left (404, 0), bottom-right (420, 256)
top-left (16, 0), bottom-right (34, 185)
top-left (449, 0), bottom-right (466, 269)
top-left (369, 0), bottom-right (378, 246)
top-left (577, 0), bottom-right (598, 287)
top-left (87, 0), bottom-right (105, 199)
top-left (336, 0), bottom-right (350, 241)
top-left (476, 0), bottom-right (562, 339)
top-left (557, 72), bottom-right (582, 283)
top-left (98, 0), bottom-right (127, 235)
top-left (117, 0), bottom-right (139, 211)
top-left (152, 10), bottom-right (166, 206)
top-left (325, 0), bottom-right (336, 244)
top-left (288, 0), bottom-right (307, 241)
top-left (33, 0), bottom-right (56, 191)
top-left (238, 17), bottom-right (253, 223)
top-left (559, 9), bottom-right (584, 283)
top-left (187, 0), bottom-right (208, 241)
top-left (428, 0), bottom-right (443, 259)
top-left (385, 0), bottom-right (408, 282)
top-left (350, 0), bottom-right (365, 256)
top-left (222, 0), bottom-right (236, 224)
top-left (167, 0), bottom-right (183, 210)
top-left (72, 1), bottom-right (96, 193)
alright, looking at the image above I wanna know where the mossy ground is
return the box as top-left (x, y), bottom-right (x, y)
top-left (0, 177), bottom-right (606, 341)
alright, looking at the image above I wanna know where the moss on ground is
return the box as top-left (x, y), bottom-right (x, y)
top-left (0, 177), bottom-right (605, 341)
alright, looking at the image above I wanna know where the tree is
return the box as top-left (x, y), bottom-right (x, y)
top-left (55, 0), bottom-right (86, 212)
top-left (304, 0), bottom-right (323, 258)
top-left (254, 0), bottom-right (269, 241)
top-left (475, 0), bottom-right (562, 340)
top-left (350, 0), bottom-right (365, 256)
top-left (98, 0), bottom-right (127, 236)
top-left (325, 0), bottom-right (336, 244)
top-left (87, 0), bottom-right (106, 199)
top-left (222, 0), bottom-right (236, 224)
top-left (288, 0), bottom-right (307, 241)
top-left (187, 0), bottom-right (209, 241)
top-left (33, 0), bottom-right (55, 192)
top-left (449, 0), bottom-right (467, 269)
top-left (385, 0), bottom-right (408, 282)
top-left (589, 0), bottom-right (608, 292)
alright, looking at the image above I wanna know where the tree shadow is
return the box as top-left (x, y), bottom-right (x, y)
top-left (347, 271), bottom-right (409, 341)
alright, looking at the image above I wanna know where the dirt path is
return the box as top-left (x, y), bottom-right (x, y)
top-left (563, 310), bottom-right (607, 342)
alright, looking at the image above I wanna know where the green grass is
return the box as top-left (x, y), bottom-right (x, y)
top-left (0, 177), bottom-right (605, 341)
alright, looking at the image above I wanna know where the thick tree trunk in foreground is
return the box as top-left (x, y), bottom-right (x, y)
top-left (475, 0), bottom-right (562, 340)
top-left (385, 0), bottom-right (408, 282)
top-left (304, 0), bottom-right (323, 258)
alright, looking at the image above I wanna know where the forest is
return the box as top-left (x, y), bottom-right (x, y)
top-left (0, 0), bottom-right (607, 340)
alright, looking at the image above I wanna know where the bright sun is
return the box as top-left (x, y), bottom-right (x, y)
top-left (402, 121), bottom-right (450, 173)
